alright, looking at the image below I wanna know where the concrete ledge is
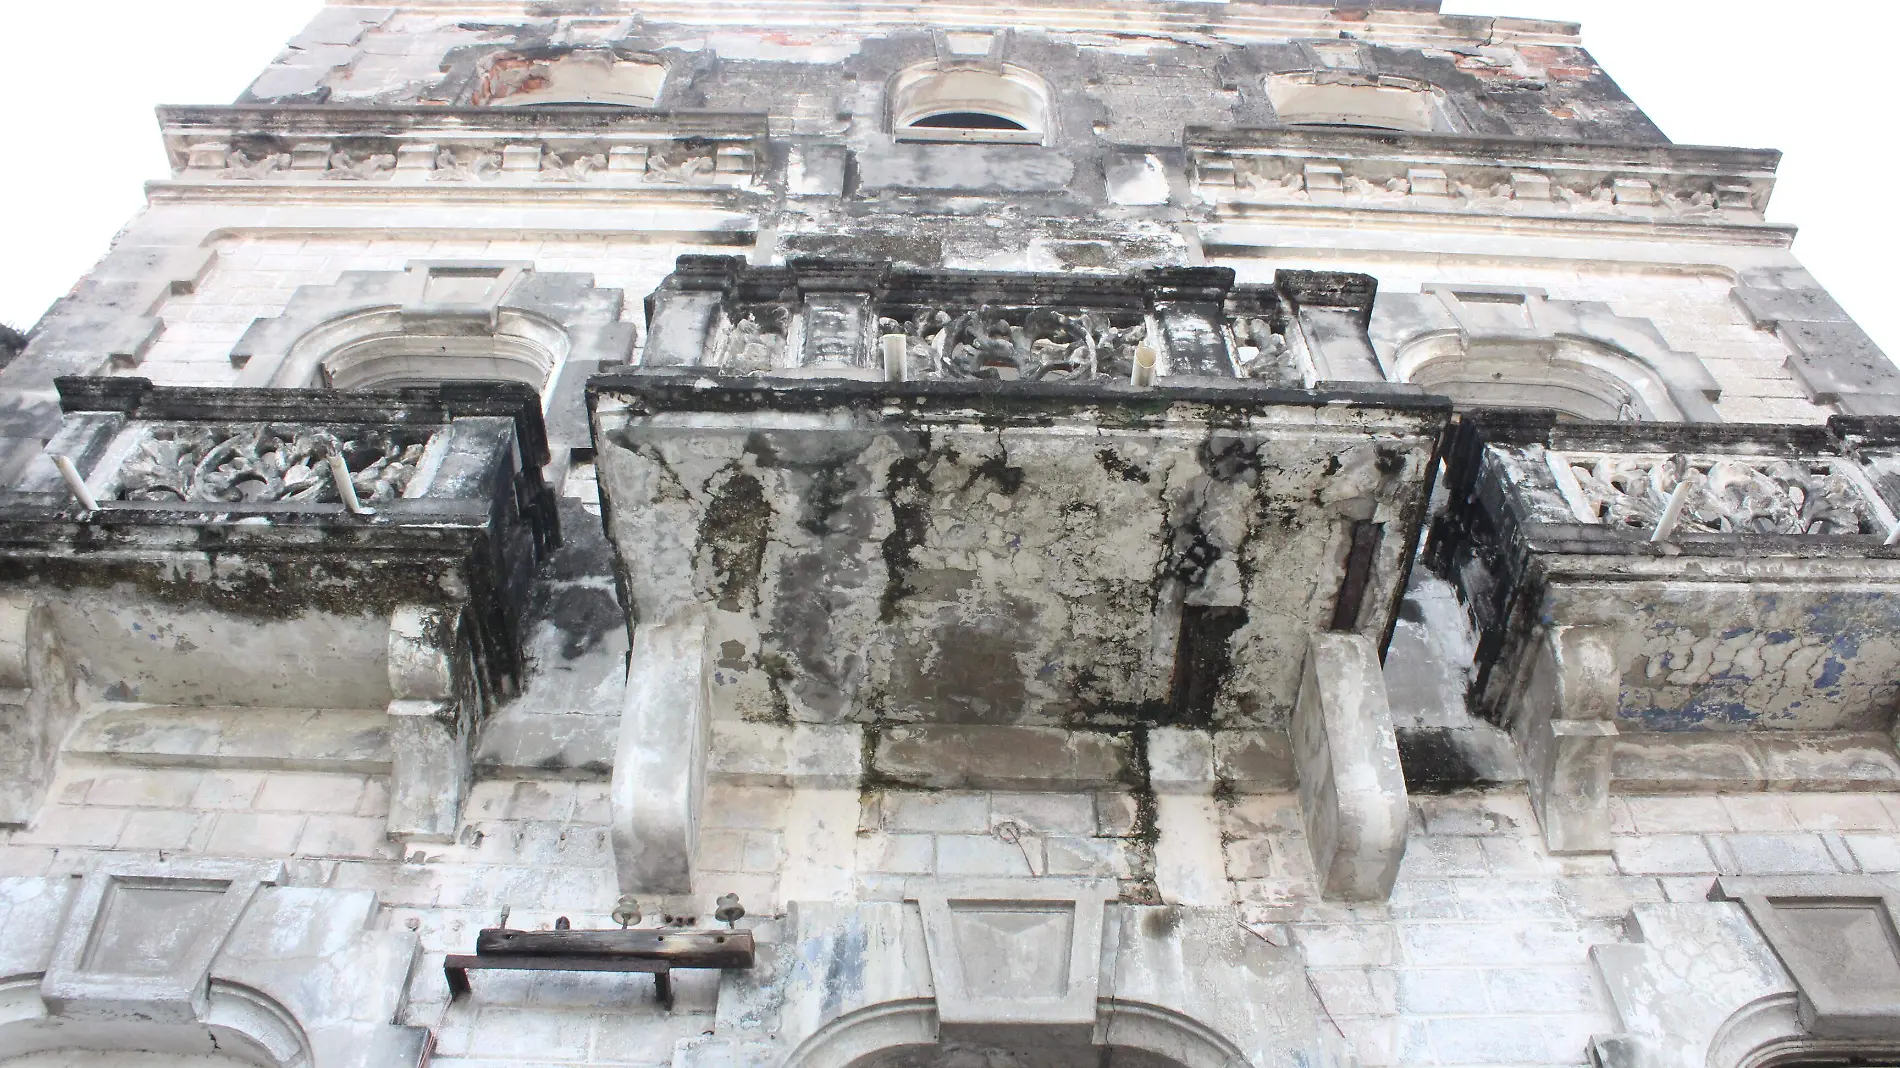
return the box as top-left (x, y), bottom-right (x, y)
top-left (66, 705), bottom-right (390, 773)
top-left (873, 724), bottom-right (1131, 791)
top-left (1613, 731), bottom-right (1900, 793)
top-left (1213, 729), bottom-right (1298, 793)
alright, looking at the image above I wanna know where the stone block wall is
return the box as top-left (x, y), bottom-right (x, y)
top-left (10, 755), bottom-right (1900, 1067)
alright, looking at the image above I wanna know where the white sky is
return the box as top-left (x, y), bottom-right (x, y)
top-left (2, 1), bottom-right (1896, 362)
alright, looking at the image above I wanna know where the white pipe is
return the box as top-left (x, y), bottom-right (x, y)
top-left (328, 455), bottom-right (376, 516)
top-left (51, 455), bottom-right (99, 512)
top-left (880, 334), bottom-right (908, 383)
top-left (1649, 478), bottom-right (1694, 543)
top-left (1131, 345), bottom-right (1158, 388)
top-left (1885, 522), bottom-right (1900, 547)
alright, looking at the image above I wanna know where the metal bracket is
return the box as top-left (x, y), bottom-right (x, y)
top-left (443, 926), bottom-right (755, 1011)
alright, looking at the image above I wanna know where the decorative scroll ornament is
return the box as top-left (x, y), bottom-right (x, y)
top-left (1564, 452), bottom-right (1871, 535)
top-left (117, 425), bottom-right (429, 505)
top-left (876, 306), bottom-right (1148, 382)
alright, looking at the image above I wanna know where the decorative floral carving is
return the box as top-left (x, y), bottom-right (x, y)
top-left (116, 425), bottom-right (430, 505)
top-left (431, 147), bottom-right (502, 182)
top-left (1213, 152), bottom-right (1750, 220)
top-left (542, 151), bottom-right (607, 182)
top-left (323, 150), bottom-right (396, 180)
top-left (219, 150), bottom-right (289, 179)
top-left (1561, 453), bottom-right (1873, 536)
top-left (877, 307), bottom-right (1147, 382)
top-left (645, 145), bottom-right (718, 184)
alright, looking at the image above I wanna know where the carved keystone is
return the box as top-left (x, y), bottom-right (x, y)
top-left (906, 878), bottom-right (1119, 1048)
top-left (612, 620), bottom-right (713, 895)
top-left (1293, 632), bottom-right (1408, 901)
top-left (0, 594), bottom-right (78, 827)
top-left (1714, 876), bottom-right (1900, 1040)
top-left (1510, 626), bottom-right (1618, 854)
top-left (386, 604), bottom-right (480, 843)
top-left (41, 858), bottom-right (284, 1024)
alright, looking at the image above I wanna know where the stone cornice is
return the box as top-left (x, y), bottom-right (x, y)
top-left (319, 1), bottom-right (1580, 49)
top-left (1190, 126), bottom-right (1781, 225)
top-left (159, 105), bottom-right (767, 190)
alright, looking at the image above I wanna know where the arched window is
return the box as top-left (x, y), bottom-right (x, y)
top-left (1393, 333), bottom-right (1686, 422)
top-left (477, 49), bottom-right (666, 108)
top-left (1266, 73), bottom-right (1449, 133)
top-left (282, 306), bottom-right (569, 394)
top-left (891, 66), bottom-right (1050, 145)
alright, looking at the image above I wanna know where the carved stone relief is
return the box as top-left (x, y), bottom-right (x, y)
top-left (1555, 452), bottom-right (1877, 536)
top-left (113, 425), bottom-right (434, 505)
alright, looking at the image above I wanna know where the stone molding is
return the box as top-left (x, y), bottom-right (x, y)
top-left (1735, 268), bottom-right (1900, 418)
top-left (1593, 880), bottom-right (1900, 1068)
top-left (684, 898), bottom-right (1351, 1068)
top-left (0, 867), bottom-right (427, 1068)
top-left (1372, 285), bottom-right (1721, 421)
top-left (1190, 125), bottom-right (1777, 225)
top-left (160, 106), bottom-right (763, 190)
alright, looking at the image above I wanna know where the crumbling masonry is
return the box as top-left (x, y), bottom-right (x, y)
top-left (1, 3), bottom-right (1899, 1067)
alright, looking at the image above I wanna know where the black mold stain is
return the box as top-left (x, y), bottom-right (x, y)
top-left (879, 445), bottom-right (934, 624)
top-left (698, 462), bottom-right (772, 613)
top-left (1397, 726), bottom-right (1488, 793)
top-left (1097, 448), bottom-right (1151, 483)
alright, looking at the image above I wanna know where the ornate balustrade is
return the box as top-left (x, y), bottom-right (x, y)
top-left (0, 378), bottom-right (558, 842)
top-left (1430, 411), bottom-right (1900, 853)
top-left (640, 255), bottom-right (1383, 387)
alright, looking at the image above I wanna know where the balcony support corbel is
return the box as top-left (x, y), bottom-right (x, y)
top-left (1510, 625), bottom-right (1619, 855)
top-left (386, 604), bottom-right (480, 843)
top-left (611, 618), bottom-right (714, 896)
top-left (0, 595), bottom-right (78, 827)
top-left (1293, 632), bottom-right (1409, 901)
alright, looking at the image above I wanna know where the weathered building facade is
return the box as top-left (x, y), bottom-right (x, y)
top-left (2, 2), bottom-right (1899, 1066)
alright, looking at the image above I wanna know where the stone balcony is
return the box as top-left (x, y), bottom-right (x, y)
top-left (1431, 411), bottom-right (1900, 852)
top-left (0, 378), bottom-right (557, 842)
top-left (592, 256), bottom-right (1452, 901)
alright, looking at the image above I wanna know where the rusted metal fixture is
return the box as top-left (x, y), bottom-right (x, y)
top-left (445, 907), bottom-right (755, 1009)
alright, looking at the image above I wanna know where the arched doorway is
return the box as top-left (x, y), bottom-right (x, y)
top-left (849, 1044), bottom-right (1188, 1067)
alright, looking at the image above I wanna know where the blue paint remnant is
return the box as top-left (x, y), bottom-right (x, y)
top-left (1765, 631), bottom-right (1795, 645)
top-left (1816, 657), bottom-right (1847, 690)
top-left (1722, 626), bottom-right (1753, 640)
top-left (1626, 677), bottom-right (1761, 731)
top-left (130, 622), bottom-right (141, 632)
